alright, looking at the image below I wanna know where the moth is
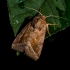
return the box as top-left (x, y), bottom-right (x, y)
top-left (11, 7), bottom-right (57, 61)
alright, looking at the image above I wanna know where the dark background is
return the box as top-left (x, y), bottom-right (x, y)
top-left (0, 0), bottom-right (70, 68)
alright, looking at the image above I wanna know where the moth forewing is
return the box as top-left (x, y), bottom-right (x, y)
top-left (12, 15), bottom-right (47, 61)
top-left (12, 22), bottom-right (31, 52)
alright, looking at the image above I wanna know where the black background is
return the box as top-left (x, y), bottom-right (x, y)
top-left (0, 0), bottom-right (70, 69)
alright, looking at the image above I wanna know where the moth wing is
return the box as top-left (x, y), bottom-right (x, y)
top-left (11, 22), bottom-right (31, 52)
top-left (24, 32), bottom-right (46, 61)
top-left (33, 28), bottom-right (46, 57)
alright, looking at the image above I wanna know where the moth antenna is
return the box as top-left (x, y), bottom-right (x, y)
top-left (24, 6), bottom-right (43, 16)
top-left (46, 15), bottom-right (68, 20)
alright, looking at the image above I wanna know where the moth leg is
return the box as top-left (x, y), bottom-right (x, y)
top-left (25, 41), bottom-right (39, 61)
top-left (12, 42), bottom-right (26, 52)
top-left (46, 23), bottom-right (57, 36)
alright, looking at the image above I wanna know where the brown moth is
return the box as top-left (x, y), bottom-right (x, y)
top-left (11, 7), bottom-right (57, 61)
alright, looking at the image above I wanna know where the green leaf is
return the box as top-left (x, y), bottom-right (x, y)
top-left (7, 0), bottom-right (69, 38)
top-left (54, 0), bottom-right (66, 11)
top-left (16, 51), bottom-right (20, 56)
top-left (66, 0), bottom-right (70, 24)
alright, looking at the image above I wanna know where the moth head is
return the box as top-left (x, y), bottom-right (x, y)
top-left (31, 15), bottom-right (46, 29)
